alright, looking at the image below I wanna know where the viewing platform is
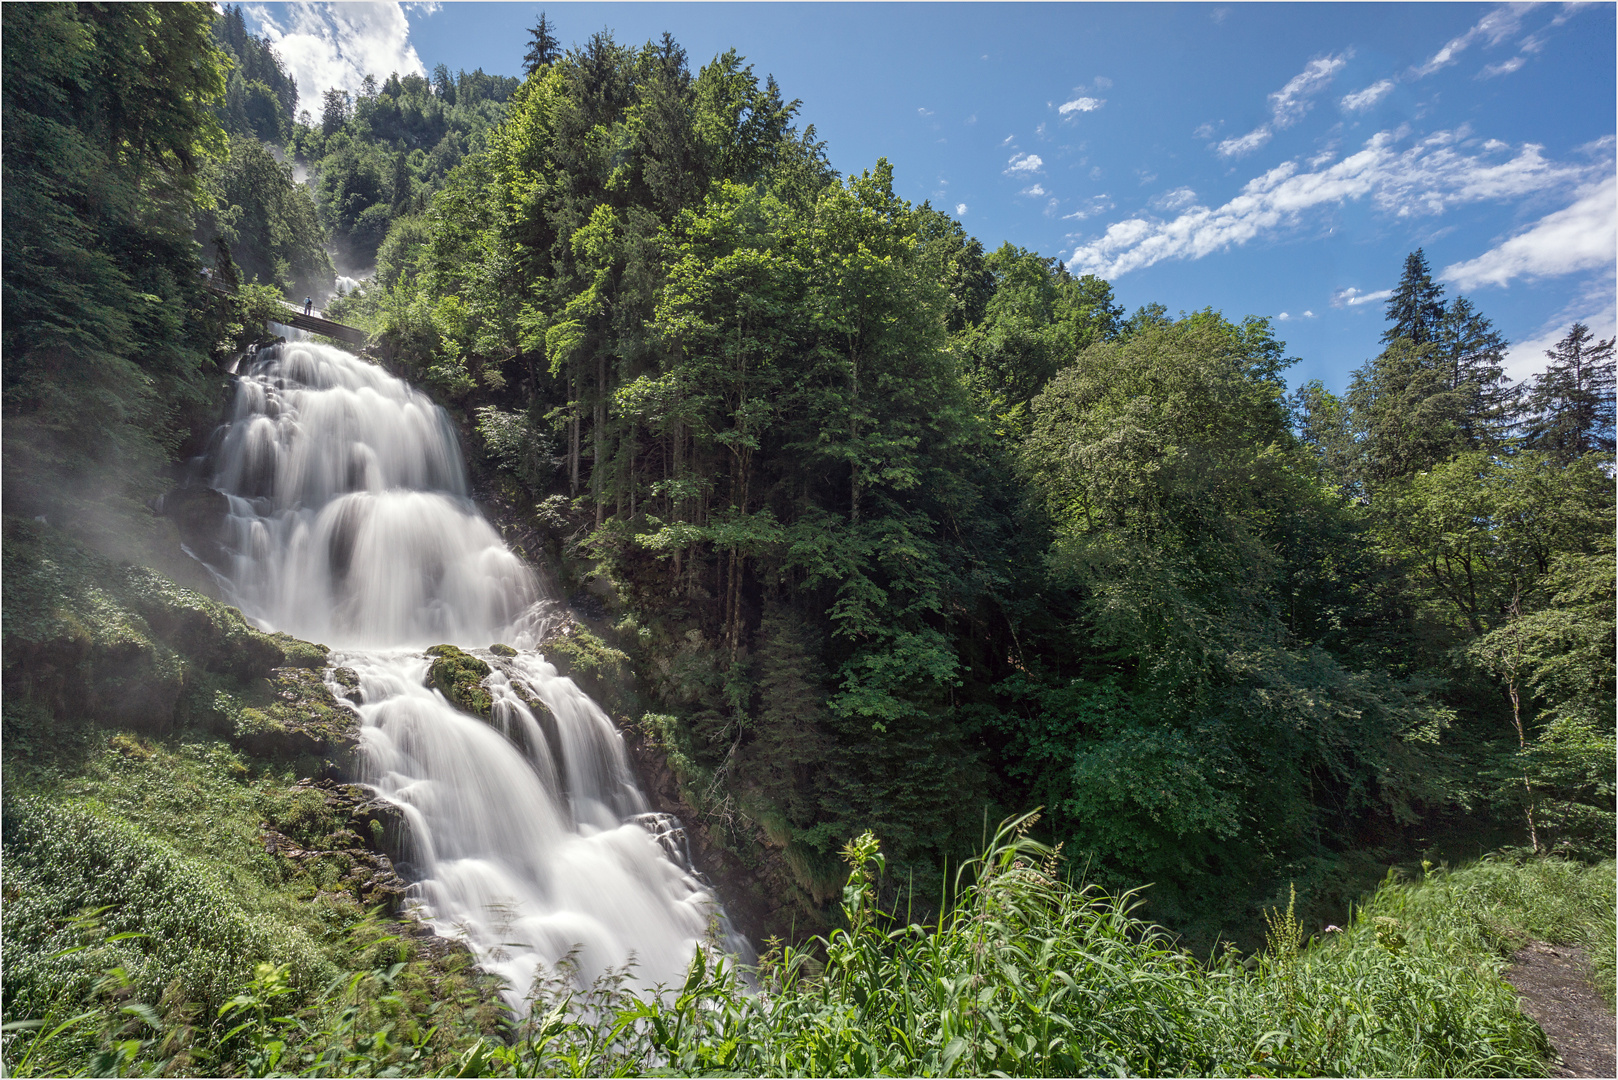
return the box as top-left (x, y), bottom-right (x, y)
top-left (205, 281), bottom-right (371, 346)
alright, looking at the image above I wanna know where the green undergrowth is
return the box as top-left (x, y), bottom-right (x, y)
top-left (9, 811), bottom-right (1609, 1077)
top-left (1, 732), bottom-right (507, 1077)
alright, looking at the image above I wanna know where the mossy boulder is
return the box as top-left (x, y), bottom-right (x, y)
top-left (489, 643), bottom-right (517, 657)
top-left (425, 645), bottom-right (492, 717)
top-left (220, 667), bottom-right (358, 765)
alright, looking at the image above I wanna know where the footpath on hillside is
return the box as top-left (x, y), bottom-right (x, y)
top-left (1507, 943), bottom-right (1617, 1078)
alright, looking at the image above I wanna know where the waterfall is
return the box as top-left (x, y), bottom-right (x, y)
top-left (205, 340), bottom-right (746, 1004)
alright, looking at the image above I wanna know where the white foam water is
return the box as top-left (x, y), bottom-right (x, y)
top-left (204, 340), bottom-right (745, 1004)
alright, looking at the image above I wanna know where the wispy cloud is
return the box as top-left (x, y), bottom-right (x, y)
top-left (1004, 152), bottom-right (1044, 176)
top-left (1062, 195), bottom-right (1115, 221)
top-left (1021, 183), bottom-right (1048, 197)
top-left (1270, 52), bottom-right (1352, 126)
top-left (248, 1), bottom-right (425, 107)
top-left (918, 107), bottom-right (935, 117)
top-left (1059, 96), bottom-right (1105, 116)
top-left (1067, 129), bottom-right (1598, 278)
top-left (1151, 186), bottom-right (1199, 211)
top-left (1413, 3), bottom-right (1531, 77)
top-left (1341, 79), bottom-right (1395, 112)
top-left (1218, 51), bottom-right (1351, 158)
top-left (1481, 55), bottom-right (1527, 78)
top-left (1218, 128), bottom-right (1273, 158)
top-left (1442, 176), bottom-right (1618, 289)
top-left (1277, 310), bottom-right (1317, 321)
top-left (1331, 287), bottom-right (1392, 308)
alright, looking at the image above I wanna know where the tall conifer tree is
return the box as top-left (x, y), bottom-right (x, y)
top-left (1381, 248), bottom-right (1447, 345)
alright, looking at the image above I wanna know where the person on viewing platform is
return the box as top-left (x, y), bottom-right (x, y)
top-left (303, 296), bottom-right (313, 316)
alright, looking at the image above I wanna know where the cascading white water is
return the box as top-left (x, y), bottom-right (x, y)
top-left (205, 340), bottom-right (745, 1004)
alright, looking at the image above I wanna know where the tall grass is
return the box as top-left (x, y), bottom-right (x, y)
top-left (6, 811), bottom-right (1608, 1077)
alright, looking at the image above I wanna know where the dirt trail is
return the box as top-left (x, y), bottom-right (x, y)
top-left (1505, 942), bottom-right (1616, 1078)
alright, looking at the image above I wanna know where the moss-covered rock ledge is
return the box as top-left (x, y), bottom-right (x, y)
top-left (3, 517), bottom-right (330, 744)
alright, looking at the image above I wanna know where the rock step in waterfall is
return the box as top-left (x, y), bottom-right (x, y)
top-left (196, 339), bottom-right (747, 1004)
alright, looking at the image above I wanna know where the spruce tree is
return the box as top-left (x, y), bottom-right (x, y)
top-left (523, 13), bottom-right (561, 75)
top-left (1381, 248), bottom-right (1447, 346)
top-left (1523, 322), bottom-right (1617, 460)
top-left (1435, 294), bottom-right (1512, 447)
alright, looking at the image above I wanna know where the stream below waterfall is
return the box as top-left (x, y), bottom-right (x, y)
top-left (200, 339), bottom-right (747, 1005)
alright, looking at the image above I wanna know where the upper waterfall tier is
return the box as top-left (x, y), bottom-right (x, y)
top-left (208, 342), bottom-right (545, 649)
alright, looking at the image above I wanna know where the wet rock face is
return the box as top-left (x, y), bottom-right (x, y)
top-left (153, 484), bottom-right (232, 568)
top-left (425, 644), bottom-right (493, 716)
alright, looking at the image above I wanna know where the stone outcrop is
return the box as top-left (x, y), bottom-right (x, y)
top-left (2, 517), bottom-right (327, 735)
top-left (260, 779), bottom-right (413, 912)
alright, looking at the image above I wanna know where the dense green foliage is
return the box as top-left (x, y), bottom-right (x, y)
top-left (197, 134), bottom-right (334, 301)
top-left (324, 21), bottom-right (1613, 941)
top-left (288, 63), bottom-right (520, 269)
top-left (211, 4), bottom-right (299, 145)
top-left (8, 816), bottom-right (1611, 1077)
top-left (1, 7), bottom-right (1612, 1076)
top-left (1, 2), bottom-right (229, 530)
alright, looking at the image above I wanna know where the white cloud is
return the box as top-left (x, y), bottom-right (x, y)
top-left (1067, 129), bottom-right (1600, 278)
top-left (1414, 4), bottom-right (1530, 77)
top-left (918, 107), bottom-right (935, 117)
top-left (1341, 79), bottom-right (1395, 112)
top-left (1270, 52), bottom-right (1352, 128)
top-left (1308, 146), bottom-right (1339, 168)
top-left (1194, 121), bottom-right (1219, 141)
top-left (1218, 127), bottom-right (1273, 158)
top-left (1502, 285), bottom-right (1618, 381)
top-left (1441, 176), bottom-right (1618, 289)
top-left (1059, 96), bottom-right (1105, 116)
top-left (1001, 134), bottom-right (1016, 146)
top-left (1062, 195), bottom-right (1115, 221)
top-left (1021, 183), bottom-right (1048, 197)
top-left (956, 203), bottom-right (968, 216)
top-left (1481, 56), bottom-right (1527, 78)
top-left (1331, 287), bottom-right (1393, 308)
top-left (1277, 310), bottom-right (1318, 321)
top-left (1216, 53), bottom-right (1351, 160)
top-left (1004, 152), bottom-right (1044, 175)
top-left (1094, 75), bottom-right (1113, 89)
top-left (1151, 186), bottom-right (1199, 211)
top-left (249, 1), bottom-right (425, 108)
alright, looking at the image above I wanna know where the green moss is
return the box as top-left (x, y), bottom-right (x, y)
top-left (1, 518), bottom-right (327, 734)
top-left (488, 643), bottom-right (517, 657)
top-left (542, 625), bottom-right (628, 677)
top-left (425, 644), bottom-right (492, 717)
top-left (270, 632), bottom-right (330, 669)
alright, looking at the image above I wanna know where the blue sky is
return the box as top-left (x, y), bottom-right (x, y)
top-left (245, 2), bottom-right (1616, 392)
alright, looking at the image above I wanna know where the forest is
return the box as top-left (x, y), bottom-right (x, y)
top-left (2, 4), bottom-right (1613, 1077)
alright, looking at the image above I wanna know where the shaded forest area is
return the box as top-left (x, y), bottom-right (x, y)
top-left (2, 3), bottom-right (1613, 1076)
top-left (323, 20), bottom-right (1615, 940)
